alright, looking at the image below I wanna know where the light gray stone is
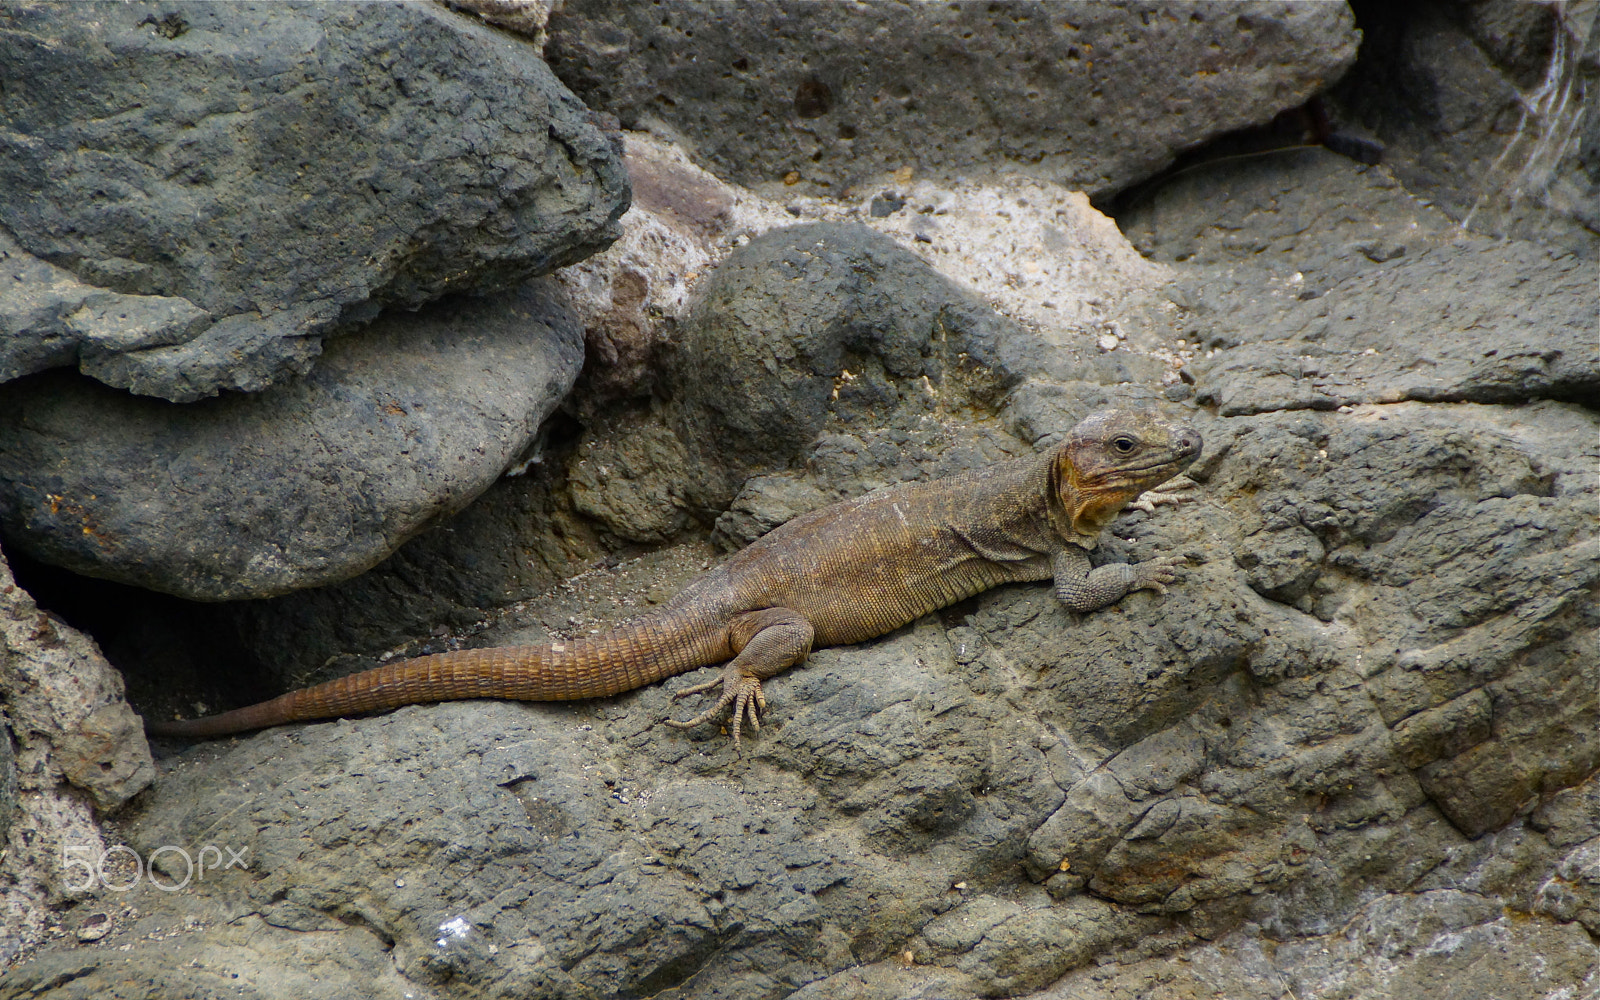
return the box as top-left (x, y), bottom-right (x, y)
top-left (0, 544), bottom-right (152, 966)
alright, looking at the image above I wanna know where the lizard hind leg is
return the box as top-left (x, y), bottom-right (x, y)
top-left (664, 608), bottom-right (814, 747)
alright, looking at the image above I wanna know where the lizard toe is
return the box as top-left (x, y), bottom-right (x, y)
top-left (672, 675), bottom-right (725, 701)
top-left (729, 678), bottom-right (767, 745)
top-left (664, 690), bottom-right (736, 731)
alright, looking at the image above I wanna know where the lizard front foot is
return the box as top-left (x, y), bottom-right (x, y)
top-left (1131, 555), bottom-right (1190, 595)
top-left (664, 663), bottom-right (767, 747)
top-left (1128, 475), bottom-right (1199, 513)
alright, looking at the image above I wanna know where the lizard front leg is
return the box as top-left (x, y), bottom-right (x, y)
top-left (1052, 545), bottom-right (1187, 614)
top-left (665, 608), bottom-right (814, 746)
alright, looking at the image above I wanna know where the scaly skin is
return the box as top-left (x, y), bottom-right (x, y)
top-left (146, 409), bottom-right (1201, 743)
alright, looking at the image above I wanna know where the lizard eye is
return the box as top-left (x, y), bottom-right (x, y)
top-left (1112, 436), bottom-right (1137, 454)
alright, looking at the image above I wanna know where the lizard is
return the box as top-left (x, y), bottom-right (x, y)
top-left (145, 408), bottom-right (1201, 744)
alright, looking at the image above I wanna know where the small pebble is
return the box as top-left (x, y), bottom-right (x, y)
top-left (76, 913), bottom-right (112, 942)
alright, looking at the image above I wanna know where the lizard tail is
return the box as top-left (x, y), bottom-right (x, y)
top-left (146, 609), bottom-right (731, 739)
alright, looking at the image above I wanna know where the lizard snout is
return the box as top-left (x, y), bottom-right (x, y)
top-left (1175, 427), bottom-right (1202, 459)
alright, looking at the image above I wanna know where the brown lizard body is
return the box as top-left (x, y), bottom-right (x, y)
top-left (146, 409), bottom-right (1200, 742)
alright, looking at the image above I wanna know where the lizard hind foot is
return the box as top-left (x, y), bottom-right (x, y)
top-left (664, 664), bottom-right (767, 746)
top-left (661, 608), bottom-right (813, 748)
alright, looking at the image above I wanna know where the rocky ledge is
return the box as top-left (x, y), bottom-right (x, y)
top-left (0, 3), bottom-right (1595, 999)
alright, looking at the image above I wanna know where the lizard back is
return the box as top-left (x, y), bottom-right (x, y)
top-left (717, 453), bottom-right (1058, 646)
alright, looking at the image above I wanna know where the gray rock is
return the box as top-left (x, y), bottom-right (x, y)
top-left (0, 0), bottom-right (627, 401)
top-left (1119, 147), bottom-right (1598, 415)
top-left (208, 455), bottom-right (614, 694)
top-left (1190, 238), bottom-right (1599, 416)
top-left (0, 280), bottom-right (583, 600)
top-left (1118, 146), bottom-right (1460, 276)
top-left (0, 918), bottom-right (411, 1000)
top-left (1329, 0), bottom-right (1600, 256)
top-left (1041, 889), bottom-right (1599, 1000)
top-left (573, 222), bottom-right (1166, 545)
top-left (667, 222), bottom-right (1037, 512)
top-left (0, 549), bottom-right (153, 812)
top-left (545, 1), bottom-right (1358, 197)
top-left (568, 408), bottom-right (698, 545)
top-left (1534, 832), bottom-right (1600, 938)
top-left (1532, 777), bottom-right (1600, 849)
top-left (711, 474), bottom-right (830, 551)
top-left (1234, 524), bottom-right (1325, 603)
top-left (0, 228), bottom-right (212, 385)
top-left (20, 390), bottom-right (1596, 999)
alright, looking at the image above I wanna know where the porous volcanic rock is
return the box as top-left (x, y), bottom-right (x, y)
top-left (0, 0), bottom-right (627, 401)
top-left (544, 0), bottom-right (1359, 198)
top-left (0, 544), bottom-right (152, 966)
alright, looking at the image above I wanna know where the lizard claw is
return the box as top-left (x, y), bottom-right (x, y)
top-left (664, 665), bottom-right (767, 747)
top-left (1131, 555), bottom-right (1190, 594)
top-left (1128, 475), bottom-right (1199, 513)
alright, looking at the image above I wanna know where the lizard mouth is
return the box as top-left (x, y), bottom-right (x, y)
top-left (1120, 453), bottom-right (1190, 475)
top-left (1085, 450), bottom-right (1194, 482)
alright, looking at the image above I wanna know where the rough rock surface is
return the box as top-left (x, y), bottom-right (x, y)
top-left (544, 0), bottom-right (1359, 198)
top-left (569, 222), bottom-right (1164, 551)
top-left (1330, 0), bottom-right (1599, 255)
top-left (0, 280), bottom-right (584, 601)
top-left (1192, 236), bottom-right (1596, 414)
top-left (0, 545), bottom-right (152, 965)
top-left (0, 0), bottom-right (627, 401)
top-left (5, 4), bottom-right (1600, 996)
top-left (7, 136), bottom-right (1597, 998)
top-left (1117, 145), bottom-right (1599, 412)
top-left (218, 141), bottom-right (1182, 689)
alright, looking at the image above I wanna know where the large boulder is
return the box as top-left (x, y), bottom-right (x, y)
top-left (0, 0), bottom-right (628, 401)
top-left (544, 0), bottom-right (1359, 197)
top-left (0, 280), bottom-right (584, 600)
top-left (9, 388), bottom-right (1595, 998)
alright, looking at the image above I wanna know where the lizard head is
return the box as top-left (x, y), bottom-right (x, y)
top-left (1048, 409), bottom-right (1202, 546)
